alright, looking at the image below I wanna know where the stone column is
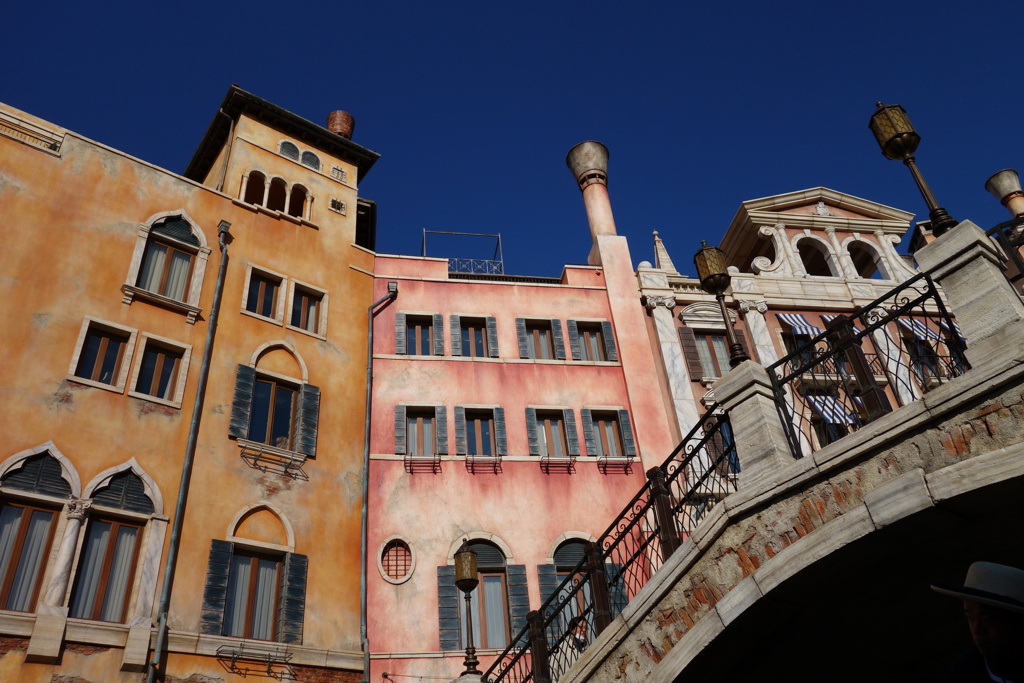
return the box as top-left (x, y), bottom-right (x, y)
top-left (915, 220), bottom-right (1024, 368)
top-left (825, 227), bottom-right (857, 278)
top-left (282, 183), bottom-right (292, 216)
top-left (40, 498), bottom-right (91, 612)
top-left (713, 362), bottom-right (796, 488)
top-left (239, 173), bottom-right (249, 201)
top-left (737, 300), bottom-right (776, 365)
top-left (774, 224), bottom-right (805, 277)
top-left (646, 295), bottom-right (701, 437)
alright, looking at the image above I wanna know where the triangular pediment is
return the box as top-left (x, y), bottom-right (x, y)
top-left (737, 187), bottom-right (915, 223)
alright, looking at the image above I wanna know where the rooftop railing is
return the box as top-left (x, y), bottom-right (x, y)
top-left (484, 408), bottom-right (737, 683)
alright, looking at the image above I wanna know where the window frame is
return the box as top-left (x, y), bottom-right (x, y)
top-left (378, 536), bottom-right (415, 585)
top-left (526, 408), bottom-right (579, 460)
top-left (229, 365), bottom-right (321, 458)
top-left (67, 317), bottom-right (139, 394)
top-left (693, 331), bottom-right (730, 378)
top-left (517, 318), bottom-right (566, 361)
top-left (568, 319), bottom-right (618, 362)
top-left (126, 333), bottom-right (192, 408)
top-left (286, 280), bottom-right (328, 339)
top-left (396, 313), bottom-right (444, 356)
top-left (0, 499), bottom-right (60, 613)
top-left (581, 408), bottom-right (637, 460)
top-left (67, 513), bottom-right (144, 623)
top-left (242, 266), bottom-right (286, 323)
top-left (223, 548), bottom-right (283, 641)
top-left (121, 212), bottom-right (210, 324)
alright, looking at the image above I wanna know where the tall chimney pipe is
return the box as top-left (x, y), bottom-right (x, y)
top-left (566, 141), bottom-right (618, 247)
top-left (327, 110), bottom-right (356, 139)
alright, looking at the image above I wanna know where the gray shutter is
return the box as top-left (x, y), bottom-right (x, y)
top-left (618, 410), bottom-right (637, 458)
top-left (607, 563), bottom-right (628, 618)
top-left (450, 315), bottom-right (462, 357)
top-left (567, 320), bottom-right (582, 360)
top-left (494, 407), bottom-right (507, 456)
top-left (507, 565), bottom-right (529, 637)
top-left (437, 566), bottom-right (461, 650)
top-left (1, 454), bottom-right (71, 498)
top-left (677, 327), bottom-right (705, 379)
top-left (538, 564), bottom-right (559, 605)
top-left (602, 321), bottom-right (618, 362)
top-left (525, 408), bottom-right (539, 456)
top-left (435, 405), bottom-right (448, 455)
top-left (394, 406), bottom-right (407, 455)
top-left (581, 409), bottom-right (596, 457)
top-left (277, 552), bottom-right (307, 644)
top-left (735, 327), bottom-right (750, 362)
top-left (516, 318), bottom-right (529, 358)
top-left (432, 314), bottom-right (445, 356)
top-left (551, 319), bottom-right (566, 360)
top-left (395, 313), bottom-right (407, 355)
top-left (229, 365), bottom-right (256, 439)
top-left (294, 384), bottom-right (320, 457)
top-left (563, 409), bottom-right (579, 456)
top-left (200, 540), bottom-right (233, 635)
top-left (486, 317), bottom-right (499, 358)
top-left (454, 406), bottom-right (467, 456)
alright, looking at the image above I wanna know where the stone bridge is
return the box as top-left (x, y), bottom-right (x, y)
top-left (560, 224), bottom-right (1024, 683)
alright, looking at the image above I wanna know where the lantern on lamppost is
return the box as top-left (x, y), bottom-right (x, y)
top-left (985, 169), bottom-right (1024, 218)
top-left (693, 241), bottom-right (749, 369)
top-left (454, 541), bottom-right (481, 676)
top-left (868, 102), bottom-right (958, 236)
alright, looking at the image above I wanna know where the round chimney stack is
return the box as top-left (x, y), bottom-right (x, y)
top-left (327, 110), bottom-right (355, 139)
top-left (566, 141), bottom-right (609, 190)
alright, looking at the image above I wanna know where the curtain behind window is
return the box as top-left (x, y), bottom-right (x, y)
top-left (7, 510), bottom-right (54, 611)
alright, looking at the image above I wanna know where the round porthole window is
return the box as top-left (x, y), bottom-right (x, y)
top-left (378, 537), bottom-right (414, 584)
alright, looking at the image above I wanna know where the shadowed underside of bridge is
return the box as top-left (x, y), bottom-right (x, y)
top-left (679, 475), bottom-right (1024, 683)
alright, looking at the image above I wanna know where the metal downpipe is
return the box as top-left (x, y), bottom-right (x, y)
top-left (362, 282), bottom-right (398, 683)
top-left (147, 220), bottom-right (232, 683)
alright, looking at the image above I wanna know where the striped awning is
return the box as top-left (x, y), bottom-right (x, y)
top-left (806, 395), bottom-right (857, 425)
top-left (776, 313), bottom-right (822, 336)
top-left (896, 318), bottom-right (942, 341)
top-left (821, 314), bottom-right (862, 334)
top-left (938, 318), bottom-right (966, 342)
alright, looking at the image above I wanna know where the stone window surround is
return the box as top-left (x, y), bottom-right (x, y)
top-left (377, 535), bottom-right (416, 585)
top-left (125, 332), bottom-right (193, 409)
top-left (66, 317), bottom-right (140, 395)
top-left (286, 278), bottom-right (329, 340)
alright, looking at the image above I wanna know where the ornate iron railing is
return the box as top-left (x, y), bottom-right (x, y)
top-left (767, 272), bottom-right (970, 459)
top-left (484, 408), bottom-right (737, 683)
top-left (448, 257), bottom-right (505, 275)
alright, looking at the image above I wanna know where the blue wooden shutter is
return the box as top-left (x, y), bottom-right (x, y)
top-left (494, 407), bottom-right (507, 456)
top-left (200, 540), bottom-right (233, 635)
top-left (618, 410), bottom-right (637, 458)
top-left (580, 409), bottom-right (596, 457)
top-left (507, 565), bottom-right (529, 638)
top-left (601, 321), bottom-right (619, 362)
top-left (395, 313), bottom-right (407, 355)
top-left (454, 406), bottom-right (467, 456)
top-left (450, 315), bottom-right (462, 357)
top-left (437, 566), bottom-right (460, 650)
top-left (525, 408), bottom-right (539, 456)
top-left (432, 314), bottom-right (445, 355)
top-left (486, 317), bottom-right (499, 357)
top-left (563, 409), bottom-right (579, 456)
top-left (516, 318), bottom-right (529, 358)
top-left (551, 320), bottom-right (566, 360)
top-left (567, 320), bottom-right (582, 360)
top-left (277, 552), bottom-right (307, 644)
top-left (435, 405), bottom-right (448, 455)
top-left (229, 365), bottom-right (256, 439)
top-left (394, 406), bottom-right (407, 455)
top-left (294, 384), bottom-right (320, 457)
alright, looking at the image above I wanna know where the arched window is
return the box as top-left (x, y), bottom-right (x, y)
top-left (847, 241), bottom-right (888, 280)
top-left (796, 238), bottom-right (839, 277)
top-left (300, 151), bottom-right (320, 171)
top-left (0, 453), bottom-right (68, 612)
top-left (136, 216), bottom-right (200, 302)
top-left (279, 141), bottom-right (299, 161)
top-left (267, 178), bottom-right (287, 212)
top-left (243, 171), bottom-right (267, 205)
top-left (288, 184), bottom-right (308, 219)
top-left (380, 538), bottom-right (414, 583)
top-left (69, 471), bottom-right (154, 623)
top-left (460, 540), bottom-right (509, 650)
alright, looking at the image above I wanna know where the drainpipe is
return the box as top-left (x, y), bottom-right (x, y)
top-left (147, 220), bottom-right (232, 683)
top-left (362, 280), bottom-right (398, 683)
top-left (215, 109), bottom-right (234, 193)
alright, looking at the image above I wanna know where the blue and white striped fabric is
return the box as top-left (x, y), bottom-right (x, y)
top-left (938, 318), bottom-right (966, 342)
top-left (776, 313), bottom-right (822, 336)
top-left (896, 318), bottom-right (942, 341)
top-left (805, 395), bottom-right (857, 425)
top-left (821, 314), bottom-right (862, 334)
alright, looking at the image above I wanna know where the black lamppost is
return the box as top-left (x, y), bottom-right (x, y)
top-left (454, 542), bottom-right (481, 676)
top-left (868, 102), bottom-right (958, 237)
top-left (693, 241), bottom-right (749, 369)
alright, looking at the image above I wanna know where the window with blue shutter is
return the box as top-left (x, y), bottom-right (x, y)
top-left (228, 365), bottom-right (320, 456)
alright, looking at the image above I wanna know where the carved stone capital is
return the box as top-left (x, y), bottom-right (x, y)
top-left (738, 300), bottom-right (768, 314)
top-left (645, 295), bottom-right (676, 310)
top-left (66, 499), bottom-right (92, 520)
top-left (824, 226), bottom-right (836, 235)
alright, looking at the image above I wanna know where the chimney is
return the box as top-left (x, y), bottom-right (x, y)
top-left (327, 110), bottom-right (355, 139)
top-left (566, 141), bottom-right (618, 253)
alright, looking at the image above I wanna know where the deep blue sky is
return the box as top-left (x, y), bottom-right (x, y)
top-left (3, 1), bottom-right (1020, 276)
